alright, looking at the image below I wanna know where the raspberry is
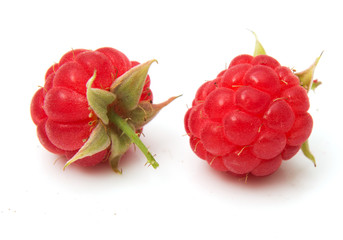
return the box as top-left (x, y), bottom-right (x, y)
top-left (185, 37), bottom-right (320, 177)
top-left (30, 47), bottom-right (178, 172)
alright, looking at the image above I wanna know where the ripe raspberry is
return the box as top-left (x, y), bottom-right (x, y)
top-left (31, 47), bottom-right (178, 172)
top-left (184, 38), bottom-right (320, 177)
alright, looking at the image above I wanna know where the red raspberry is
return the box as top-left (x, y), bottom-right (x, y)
top-left (31, 48), bottom-right (138, 167)
top-left (31, 47), bottom-right (177, 172)
top-left (185, 52), bottom-right (317, 177)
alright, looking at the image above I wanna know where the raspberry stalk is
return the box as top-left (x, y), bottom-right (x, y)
top-left (107, 110), bottom-right (158, 168)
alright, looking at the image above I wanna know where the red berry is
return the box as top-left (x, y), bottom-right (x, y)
top-left (31, 47), bottom-right (155, 168)
top-left (185, 53), bottom-right (315, 177)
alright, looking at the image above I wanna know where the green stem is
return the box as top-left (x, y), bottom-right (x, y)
top-left (108, 109), bottom-right (159, 169)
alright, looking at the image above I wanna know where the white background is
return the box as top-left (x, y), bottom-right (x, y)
top-left (1, 0), bottom-right (342, 239)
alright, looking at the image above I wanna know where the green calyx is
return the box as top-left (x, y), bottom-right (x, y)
top-left (252, 33), bottom-right (321, 167)
top-left (64, 60), bottom-right (178, 172)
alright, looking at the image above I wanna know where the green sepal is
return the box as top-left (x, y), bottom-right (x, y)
top-left (301, 140), bottom-right (316, 167)
top-left (127, 96), bottom-right (181, 130)
top-left (295, 52), bottom-right (323, 92)
top-left (86, 71), bottom-right (116, 125)
top-left (108, 128), bottom-right (132, 173)
top-left (251, 31), bottom-right (266, 56)
top-left (110, 60), bottom-right (157, 113)
top-left (63, 122), bottom-right (111, 169)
